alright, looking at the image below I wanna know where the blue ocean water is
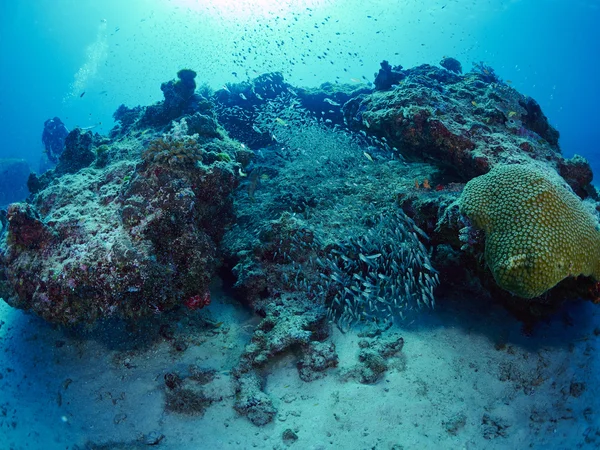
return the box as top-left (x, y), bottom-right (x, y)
top-left (1, 1), bottom-right (600, 449)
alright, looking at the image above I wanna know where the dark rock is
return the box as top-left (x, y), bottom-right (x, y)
top-left (164, 372), bottom-right (182, 390)
top-left (55, 129), bottom-right (95, 175)
top-left (0, 209), bottom-right (6, 234)
top-left (569, 381), bottom-right (586, 398)
top-left (296, 82), bottom-right (372, 127)
top-left (233, 299), bottom-right (328, 425)
top-left (233, 371), bottom-right (277, 426)
top-left (584, 427), bottom-right (600, 445)
top-left (356, 350), bottom-right (388, 384)
top-left (519, 96), bottom-right (560, 146)
top-left (297, 341), bottom-right (338, 382)
top-left (440, 57), bottom-right (462, 74)
top-left (184, 112), bottom-right (221, 138)
top-left (165, 386), bottom-right (212, 416)
top-left (5, 203), bottom-right (53, 250)
top-left (112, 104), bottom-right (142, 136)
top-left (282, 429), bottom-right (298, 444)
top-left (161, 69), bottom-right (197, 115)
top-left (377, 334), bottom-right (405, 358)
top-left (443, 412), bottom-right (467, 435)
top-left (482, 413), bottom-right (510, 439)
top-left (558, 154), bottom-right (594, 198)
top-left (373, 60), bottom-right (405, 90)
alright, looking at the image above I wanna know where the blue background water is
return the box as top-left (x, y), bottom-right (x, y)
top-left (0, 0), bottom-right (599, 178)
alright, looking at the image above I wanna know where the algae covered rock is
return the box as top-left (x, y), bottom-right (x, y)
top-left (459, 164), bottom-right (600, 298)
top-left (0, 117), bottom-right (239, 324)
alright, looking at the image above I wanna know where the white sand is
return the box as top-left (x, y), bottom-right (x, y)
top-left (0, 288), bottom-right (598, 449)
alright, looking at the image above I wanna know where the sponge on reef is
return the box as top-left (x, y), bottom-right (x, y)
top-left (459, 164), bottom-right (600, 298)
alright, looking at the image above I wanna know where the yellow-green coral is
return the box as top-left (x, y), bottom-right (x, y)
top-left (459, 164), bottom-right (600, 298)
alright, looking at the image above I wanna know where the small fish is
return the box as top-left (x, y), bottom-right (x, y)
top-left (323, 98), bottom-right (340, 106)
top-left (252, 125), bottom-right (263, 134)
top-left (80, 92), bottom-right (86, 98)
top-left (221, 85), bottom-right (230, 92)
top-left (505, 80), bottom-right (512, 84)
top-left (255, 93), bottom-right (263, 100)
top-left (363, 151), bottom-right (374, 162)
top-left (275, 117), bottom-right (288, 126)
top-left (239, 93), bottom-right (247, 100)
top-left (471, 100), bottom-right (478, 107)
top-left (260, 174), bottom-right (270, 180)
top-left (508, 111), bottom-right (517, 117)
top-left (80, 122), bottom-right (101, 130)
top-left (350, 77), bottom-right (362, 83)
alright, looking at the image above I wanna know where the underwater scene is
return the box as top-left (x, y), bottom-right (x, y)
top-left (1, 0), bottom-right (600, 449)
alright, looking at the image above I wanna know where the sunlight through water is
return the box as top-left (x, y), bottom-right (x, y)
top-left (171, 0), bottom-right (331, 18)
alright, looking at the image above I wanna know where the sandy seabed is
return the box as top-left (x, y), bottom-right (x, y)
top-left (0, 283), bottom-right (599, 450)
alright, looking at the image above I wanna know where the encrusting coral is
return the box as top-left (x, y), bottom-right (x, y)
top-left (459, 164), bottom-right (600, 298)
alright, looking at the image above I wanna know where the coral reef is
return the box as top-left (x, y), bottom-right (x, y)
top-left (459, 164), bottom-right (600, 298)
top-left (373, 60), bottom-right (406, 90)
top-left (295, 82), bottom-right (371, 127)
top-left (341, 62), bottom-right (587, 193)
top-left (2, 58), bottom-right (600, 432)
top-left (110, 69), bottom-right (214, 137)
top-left (440, 57), bottom-right (462, 74)
top-left (55, 128), bottom-right (96, 175)
top-left (0, 74), bottom-right (240, 324)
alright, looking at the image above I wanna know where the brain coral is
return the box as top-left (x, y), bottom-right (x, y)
top-left (459, 164), bottom-right (600, 298)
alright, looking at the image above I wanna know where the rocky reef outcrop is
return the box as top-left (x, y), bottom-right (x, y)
top-left (2, 59), bottom-right (597, 324)
top-left (1, 59), bottom-right (599, 425)
top-left (341, 63), bottom-right (583, 193)
top-left (0, 71), bottom-right (241, 324)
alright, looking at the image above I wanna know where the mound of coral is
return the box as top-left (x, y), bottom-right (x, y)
top-left (460, 164), bottom-right (600, 298)
top-left (0, 71), bottom-right (240, 324)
